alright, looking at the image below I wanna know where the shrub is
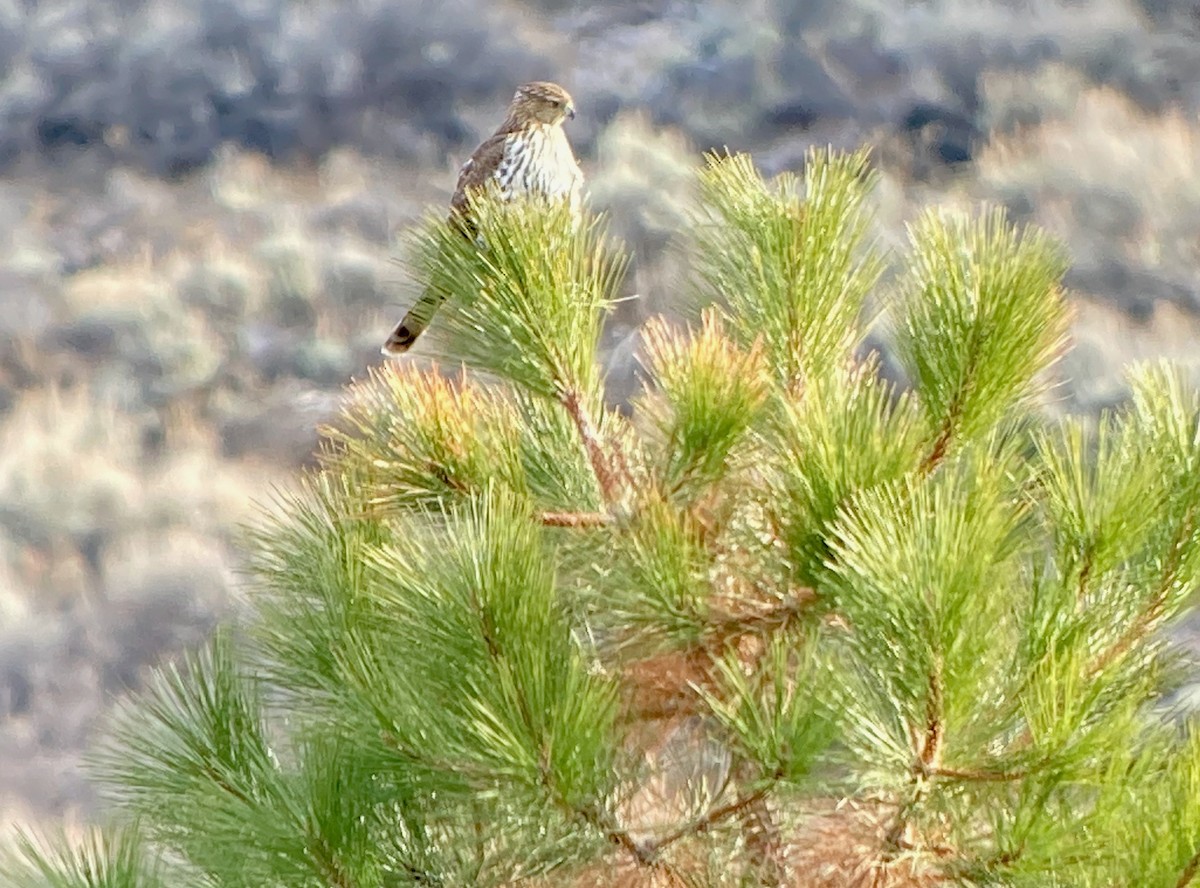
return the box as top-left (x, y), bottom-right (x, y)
top-left (1, 0), bottom-right (542, 173)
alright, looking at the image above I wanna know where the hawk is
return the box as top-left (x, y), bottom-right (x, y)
top-left (381, 81), bottom-right (584, 356)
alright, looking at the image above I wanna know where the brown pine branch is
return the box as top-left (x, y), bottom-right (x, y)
top-left (311, 834), bottom-right (358, 888)
top-left (919, 322), bottom-right (984, 475)
top-left (920, 421), bottom-right (955, 474)
top-left (540, 510), bottom-right (615, 528)
top-left (928, 765), bottom-right (1028, 782)
top-left (884, 661), bottom-right (944, 856)
top-left (1089, 506), bottom-right (1196, 677)
top-left (649, 779), bottom-right (779, 854)
top-left (1175, 846), bottom-right (1200, 888)
top-left (737, 783), bottom-right (786, 886)
top-left (575, 801), bottom-right (684, 879)
top-left (586, 808), bottom-right (654, 866)
top-left (560, 385), bottom-right (623, 506)
top-left (921, 663), bottom-right (945, 770)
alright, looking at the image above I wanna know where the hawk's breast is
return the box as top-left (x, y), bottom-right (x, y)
top-left (494, 125), bottom-right (583, 211)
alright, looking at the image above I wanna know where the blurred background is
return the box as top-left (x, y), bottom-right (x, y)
top-left (1, 0), bottom-right (1199, 831)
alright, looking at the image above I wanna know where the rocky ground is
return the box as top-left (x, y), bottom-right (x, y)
top-left (2, 0), bottom-right (1200, 826)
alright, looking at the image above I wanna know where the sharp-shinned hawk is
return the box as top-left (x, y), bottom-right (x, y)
top-left (381, 81), bottom-right (584, 356)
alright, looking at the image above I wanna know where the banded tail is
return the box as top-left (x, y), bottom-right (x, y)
top-left (380, 289), bottom-right (445, 357)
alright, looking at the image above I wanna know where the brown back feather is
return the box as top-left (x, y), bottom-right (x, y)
top-left (449, 131), bottom-right (510, 223)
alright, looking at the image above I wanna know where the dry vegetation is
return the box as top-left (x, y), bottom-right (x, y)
top-left (976, 73), bottom-right (1200, 412)
top-left (2, 0), bottom-right (1200, 840)
top-left (0, 147), bottom-right (442, 820)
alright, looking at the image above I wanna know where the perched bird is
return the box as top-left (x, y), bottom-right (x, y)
top-left (381, 81), bottom-right (584, 356)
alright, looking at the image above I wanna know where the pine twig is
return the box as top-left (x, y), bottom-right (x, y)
top-left (560, 386), bottom-right (623, 505)
top-left (921, 663), bottom-right (945, 770)
top-left (650, 780), bottom-right (778, 853)
top-left (1175, 846), bottom-right (1200, 888)
top-left (576, 802), bottom-right (665, 872)
top-left (884, 662), bottom-right (944, 855)
top-left (928, 765), bottom-right (1027, 782)
top-left (311, 835), bottom-right (358, 888)
top-left (1089, 507), bottom-right (1196, 677)
top-left (738, 786), bottom-right (786, 886)
top-left (921, 421), bottom-right (955, 474)
top-left (919, 321), bottom-right (982, 475)
top-left (540, 510), bottom-right (615, 527)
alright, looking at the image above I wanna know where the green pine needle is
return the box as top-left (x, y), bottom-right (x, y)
top-left (638, 309), bottom-right (770, 499)
top-left (691, 147), bottom-right (883, 383)
top-left (1127, 362), bottom-right (1200, 601)
top-left (594, 493), bottom-right (713, 651)
top-left (822, 456), bottom-right (1029, 772)
top-left (511, 388), bottom-right (605, 512)
top-left (406, 196), bottom-right (625, 404)
top-left (90, 630), bottom-right (276, 823)
top-left (360, 486), bottom-right (620, 812)
top-left (0, 827), bottom-right (167, 888)
top-left (326, 362), bottom-right (527, 511)
top-left (1034, 413), bottom-right (1169, 588)
top-left (893, 207), bottom-right (1070, 465)
top-left (244, 471), bottom-right (389, 709)
top-left (702, 633), bottom-right (835, 785)
top-left (767, 361), bottom-right (930, 586)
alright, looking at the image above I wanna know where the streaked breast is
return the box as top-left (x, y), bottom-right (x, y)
top-left (495, 127), bottom-right (582, 206)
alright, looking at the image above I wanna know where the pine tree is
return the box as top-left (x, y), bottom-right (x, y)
top-left (7, 148), bottom-right (1200, 887)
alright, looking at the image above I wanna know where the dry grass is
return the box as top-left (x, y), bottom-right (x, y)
top-left (0, 385), bottom-right (269, 818)
top-left (978, 81), bottom-right (1200, 302)
top-left (968, 76), bottom-right (1200, 409)
top-left (589, 113), bottom-right (699, 327)
top-left (0, 141), bottom-right (448, 820)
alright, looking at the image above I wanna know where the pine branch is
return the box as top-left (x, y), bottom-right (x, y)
top-left (409, 197), bottom-right (623, 403)
top-left (691, 147), bottom-right (882, 383)
top-left (768, 361), bottom-right (928, 585)
top-left (920, 398), bottom-right (962, 474)
top-left (928, 766), bottom-right (1029, 782)
top-left (737, 786), bottom-right (786, 886)
top-left (650, 778), bottom-right (779, 853)
top-left (560, 385), bottom-right (624, 506)
top-left (324, 364), bottom-right (526, 511)
top-left (576, 803), bottom-right (656, 868)
top-left (882, 662), bottom-right (945, 858)
top-left (0, 826), bottom-right (167, 888)
top-left (309, 835), bottom-right (357, 888)
top-left (920, 660), bottom-right (945, 771)
top-left (639, 311), bottom-right (769, 500)
top-left (894, 207), bottom-right (1070, 460)
top-left (364, 487), bottom-right (621, 819)
top-left (1175, 847), bottom-right (1200, 888)
top-left (1088, 504), bottom-right (1197, 676)
top-left (399, 196), bottom-right (632, 522)
top-left (540, 510), bottom-right (614, 527)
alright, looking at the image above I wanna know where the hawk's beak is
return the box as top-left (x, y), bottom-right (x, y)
top-left (566, 104), bottom-right (576, 120)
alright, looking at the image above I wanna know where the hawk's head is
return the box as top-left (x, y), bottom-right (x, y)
top-left (509, 81), bottom-right (576, 126)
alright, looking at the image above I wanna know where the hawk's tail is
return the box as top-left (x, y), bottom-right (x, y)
top-left (380, 289), bottom-right (445, 357)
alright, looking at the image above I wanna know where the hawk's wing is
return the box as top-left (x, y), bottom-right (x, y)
top-left (449, 132), bottom-right (509, 223)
